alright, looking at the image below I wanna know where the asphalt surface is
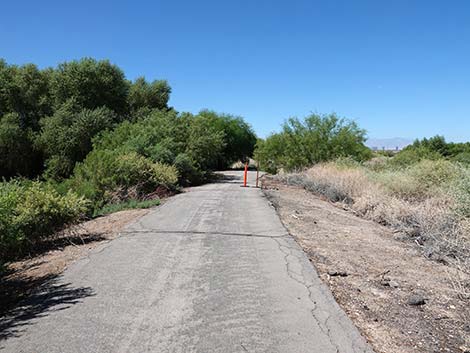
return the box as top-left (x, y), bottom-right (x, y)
top-left (0, 171), bottom-right (373, 353)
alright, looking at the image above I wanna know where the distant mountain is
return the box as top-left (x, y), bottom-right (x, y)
top-left (366, 137), bottom-right (413, 151)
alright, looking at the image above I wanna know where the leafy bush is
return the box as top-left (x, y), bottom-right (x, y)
top-left (390, 146), bottom-right (441, 167)
top-left (71, 150), bottom-right (178, 210)
top-left (173, 153), bottom-right (204, 185)
top-left (151, 161), bottom-right (179, 187)
top-left (0, 180), bottom-right (88, 261)
top-left (91, 108), bottom-right (246, 183)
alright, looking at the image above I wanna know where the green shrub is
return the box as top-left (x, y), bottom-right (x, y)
top-left (151, 162), bottom-right (179, 187)
top-left (173, 153), bottom-right (204, 185)
top-left (452, 152), bottom-right (470, 164)
top-left (390, 146), bottom-right (441, 167)
top-left (372, 170), bottom-right (426, 200)
top-left (450, 168), bottom-right (470, 218)
top-left (14, 183), bottom-right (88, 241)
top-left (0, 181), bottom-right (24, 256)
top-left (408, 159), bottom-right (460, 190)
top-left (0, 180), bottom-right (88, 261)
top-left (71, 150), bottom-right (178, 210)
top-left (368, 160), bottom-right (460, 201)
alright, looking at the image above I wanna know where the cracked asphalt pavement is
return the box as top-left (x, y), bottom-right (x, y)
top-left (0, 171), bottom-right (373, 353)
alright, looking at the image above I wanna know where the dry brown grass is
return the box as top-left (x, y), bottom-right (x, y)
top-left (282, 161), bottom-right (470, 299)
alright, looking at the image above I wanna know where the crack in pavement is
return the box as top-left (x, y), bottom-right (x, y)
top-left (120, 229), bottom-right (290, 239)
top-left (273, 237), bottom-right (372, 353)
top-left (273, 237), bottom-right (341, 353)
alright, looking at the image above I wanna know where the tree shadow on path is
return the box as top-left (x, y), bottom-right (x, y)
top-left (0, 273), bottom-right (94, 342)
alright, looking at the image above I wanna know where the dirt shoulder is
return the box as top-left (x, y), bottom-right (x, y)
top-left (0, 208), bottom-right (150, 316)
top-left (262, 176), bottom-right (469, 353)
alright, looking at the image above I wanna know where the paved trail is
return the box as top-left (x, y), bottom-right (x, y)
top-left (0, 171), bottom-right (373, 353)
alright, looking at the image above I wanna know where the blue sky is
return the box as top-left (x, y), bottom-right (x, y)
top-left (1, 0), bottom-right (469, 141)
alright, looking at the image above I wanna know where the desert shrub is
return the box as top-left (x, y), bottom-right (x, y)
top-left (0, 181), bottom-right (23, 257)
top-left (394, 135), bottom-right (470, 167)
top-left (0, 180), bottom-right (88, 261)
top-left (371, 160), bottom-right (460, 201)
top-left (93, 109), bottom-right (238, 182)
top-left (452, 152), bottom-right (470, 164)
top-left (408, 159), bottom-right (460, 190)
top-left (363, 156), bottom-right (391, 172)
top-left (372, 170), bottom-right (426, 201)
top-left (390, 146), bottom-right (441, 167)
top-left (286, 160), bottom-right (470, 275)
top-left (450, 168), bottom-right (470, 218)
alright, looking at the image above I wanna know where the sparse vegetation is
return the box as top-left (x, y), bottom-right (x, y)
top-left (282, 159), bottom-right (470, 292)
top-left (93, 198), bottom-right (161, 217)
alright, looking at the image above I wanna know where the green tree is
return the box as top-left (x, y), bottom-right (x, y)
top-left (0, 113), bottom-right (42, 177)
top-left (0, 60), bottom-right (52, 129)
top-left (255, 113), bottom-right (371, 172)
top-left (50, 58), bottom-right (129, 115)
top-left (186, 113), bottom-right (226, 171)
top-left (198, 110), bottom-right (257, 168)
top-left (128, 77), bottom-right (171, 113)
top-left (40, 104), bottom-right (117, 179)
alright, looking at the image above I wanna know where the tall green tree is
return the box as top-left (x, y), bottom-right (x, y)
top-left (0, 113), bottom-right (42, 177)
top-left (255, 113), bottom-right (371, 172)
top-left (50, 58), bottom-right (129, 115)
top-left (0, 60), bottom-right (52, 129)
top-left (197, 110), bottom-right (257, 168)
top-left (39, 104), bottom-right (117, 179)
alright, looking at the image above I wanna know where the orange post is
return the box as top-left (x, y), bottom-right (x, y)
top-left (243, 162), bottom-right (248, 187)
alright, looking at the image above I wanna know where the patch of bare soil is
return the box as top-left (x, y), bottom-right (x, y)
top-left (0, 208), bottom-right (150, 315)
top-left (262, 177), bottom-right (470, 353)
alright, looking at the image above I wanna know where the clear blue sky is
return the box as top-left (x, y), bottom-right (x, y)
top-left (2, 0), bottom-right (469, 141)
